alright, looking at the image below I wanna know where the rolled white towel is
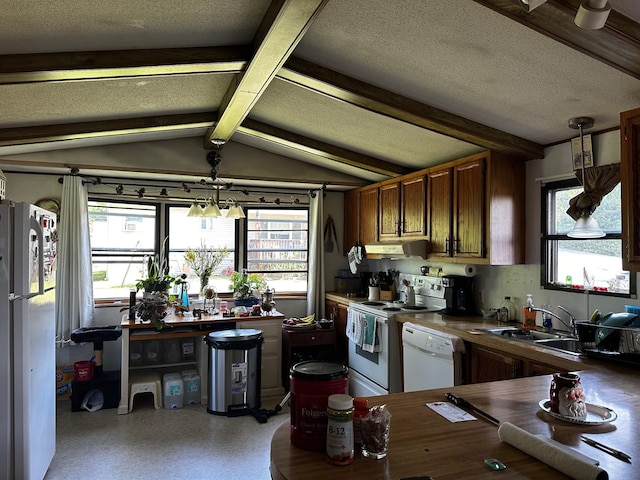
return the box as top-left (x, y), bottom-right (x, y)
top-left (497, 422), bottom-right (608, 480)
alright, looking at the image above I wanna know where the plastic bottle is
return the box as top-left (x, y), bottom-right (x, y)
top-left (522, 294), bottom-right (537, 330)
top-left (500, 296), bottom-right (516, 322)
top-left (353, 397), bottom-right (369, 449)
top-left (326, 394), bottom-right (354, 465)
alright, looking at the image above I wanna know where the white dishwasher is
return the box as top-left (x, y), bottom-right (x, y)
top-left (402, 322), bottom-right (466, 392)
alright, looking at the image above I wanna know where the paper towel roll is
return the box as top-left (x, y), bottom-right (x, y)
top-left (497, 422), bottom-right (608, 480)
top-left (441, 264), bottom-right (476, 277)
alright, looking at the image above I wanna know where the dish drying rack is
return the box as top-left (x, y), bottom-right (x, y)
top-left (576, 321), bottom-right (640, 365)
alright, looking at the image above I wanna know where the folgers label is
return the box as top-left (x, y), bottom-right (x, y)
top-left (289, 361), bottom-right (349, 451)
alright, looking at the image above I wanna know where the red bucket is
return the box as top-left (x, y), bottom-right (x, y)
top-left (74, 361), bottom-right (95, 382)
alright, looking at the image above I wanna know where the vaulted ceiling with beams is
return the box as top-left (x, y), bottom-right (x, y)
top-left (1, 0), bottom-right (639, 190)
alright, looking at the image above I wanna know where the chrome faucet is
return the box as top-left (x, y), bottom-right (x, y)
top-left (529, 305), bottom-right (577, 337)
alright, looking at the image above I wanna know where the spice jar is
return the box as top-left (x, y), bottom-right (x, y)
top-left (550, 373), bottom-right (587, 419)
top-left (326, 394), bottom-right (354, 465)
top-left (353, 397), bottom-right (369, 448)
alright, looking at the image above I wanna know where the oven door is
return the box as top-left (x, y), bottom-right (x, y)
top-left (347, 311), bottom-right (389, 390)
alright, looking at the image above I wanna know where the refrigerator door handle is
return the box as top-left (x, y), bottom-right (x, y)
top-left (30, 213), bottom-right (45, 295)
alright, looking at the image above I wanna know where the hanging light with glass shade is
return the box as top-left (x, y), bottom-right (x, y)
top-left (567, 117), bottom-right (605, 238)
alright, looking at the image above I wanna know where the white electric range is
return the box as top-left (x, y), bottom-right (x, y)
top-left (347, 274), bottom-right (445, 396)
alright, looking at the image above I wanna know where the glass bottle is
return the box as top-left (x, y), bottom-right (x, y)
top-left (500, 296), bottom-right (516, 322)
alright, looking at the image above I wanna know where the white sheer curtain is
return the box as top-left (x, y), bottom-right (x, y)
top-left (306, 192), bottom-right (325, 317)
top-left (55, 176), bottom-right (94, 346)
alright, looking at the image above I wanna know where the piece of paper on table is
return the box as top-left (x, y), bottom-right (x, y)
top-left (427, 401), bottom-right (477, 423)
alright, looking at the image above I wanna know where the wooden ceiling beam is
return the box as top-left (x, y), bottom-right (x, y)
top-left (0, 112), bottom-right (217, 146)
top-left (279, 57), bottom-right (544, 160)
top-left (239, 118), bottom-right (412, 177)
top-left (203, 0), bottom-right (329, 146)
top-left (0, 47), bottom-right (249, 84)
top-left (473, 0), bottom-right (640, 81)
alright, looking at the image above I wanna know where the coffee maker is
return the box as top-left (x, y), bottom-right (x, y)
top-left (442, 275), bottom-right (475, 316)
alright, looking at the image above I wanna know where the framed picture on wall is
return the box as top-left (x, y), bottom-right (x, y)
top-left (571, 134), bottom-right (594, 170)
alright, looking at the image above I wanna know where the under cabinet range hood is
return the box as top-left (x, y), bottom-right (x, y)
top-left (364, 240), bottom-right (429, 259)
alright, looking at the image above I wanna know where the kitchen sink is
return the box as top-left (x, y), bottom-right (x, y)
top-left (482, 327), bottom-right (568, 341)
top-left (533, 338), bottom-right (583, 356)
top-left (479, 327), bottom-right (582, 356)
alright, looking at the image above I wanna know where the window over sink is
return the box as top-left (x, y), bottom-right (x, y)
top-left (541, 178), bottom-right (635, 297)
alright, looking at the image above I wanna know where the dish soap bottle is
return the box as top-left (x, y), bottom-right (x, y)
top-left (522, 294), bottom-right (537, 330)
top-left (500, 296), bottom-right (516, 322)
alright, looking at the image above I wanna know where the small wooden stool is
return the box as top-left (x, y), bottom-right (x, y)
top-left (129, 372), bottom-right (162, 412)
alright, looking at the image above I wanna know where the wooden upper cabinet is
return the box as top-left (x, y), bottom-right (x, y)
top-left (453, 158), bottom-right (485, 258)
top-left (379, 174), bottom-right (426, 239)
top-left (401, 175), bottom-right (426, 236)
top-left (379, 182), bottom-right (401, 238)
top-left (343, 190), bottom-right (360, 256)
top-left (621, 107), bottom-right (640, 271)
top-left (427, 168), bottom-right (453, 256)
top-left (360, 187), bottom-right (379, 246)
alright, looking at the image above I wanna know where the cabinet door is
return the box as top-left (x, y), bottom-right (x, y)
top-left (468, 344), bottom-right (522, 383)
top-left (379, 182), bottom-right (401, 238)
top-left (621, 108), bottom-right (640, 271)
top-left (401, 175), bottom-right (426, 236)
top-left (343, 190), bottom-right (360, 256)
top-left (454, 158), bottom-right (485, 258)
top-left (427, 168), bottom-right (453, 256)
top-left (360, 187), bottom-right (379, 245)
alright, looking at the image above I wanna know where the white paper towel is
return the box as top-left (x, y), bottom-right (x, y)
top-left (442, 264), bottom-right (476, 277)
top-left (498, 422), bottom-right (608, 480)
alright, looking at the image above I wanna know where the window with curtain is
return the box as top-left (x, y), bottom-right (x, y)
top-left (245, 207), bottom-right (309, 293)
top-left (541, 178), bottom-right (634, 296)
top-left (88, 199), bottom-right (158, 300)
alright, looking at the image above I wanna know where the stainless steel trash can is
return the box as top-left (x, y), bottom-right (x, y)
top-left (205, 329), bottom-right (263, 416)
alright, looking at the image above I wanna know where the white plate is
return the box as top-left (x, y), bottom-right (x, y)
top-left (282, 320), bottom-right (318, 331)
top-left (538, 399), bottom-right (617, 425)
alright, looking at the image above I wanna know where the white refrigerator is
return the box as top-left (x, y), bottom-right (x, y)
top-left (0, 202), bottom-right (57, 480)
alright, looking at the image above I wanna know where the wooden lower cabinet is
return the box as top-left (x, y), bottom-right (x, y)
top-left (325, 298), bottom-right (349, 365)
top-left (465, 343), bottom-right (560, 384)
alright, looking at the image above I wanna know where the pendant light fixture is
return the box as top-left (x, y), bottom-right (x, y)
top-left (567, 117), bottom-right (605, 239)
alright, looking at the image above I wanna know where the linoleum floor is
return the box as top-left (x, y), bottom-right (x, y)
top-left (45, 394), bottom-right (290, 480)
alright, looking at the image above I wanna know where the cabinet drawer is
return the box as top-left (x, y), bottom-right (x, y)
top-left (286, 329), bottom-right (336, 347)
top-left (239, 320), bottom-right (281, 339)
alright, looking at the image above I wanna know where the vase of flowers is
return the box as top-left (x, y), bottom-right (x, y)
top-left (229, 271), bottom-right (268, 307)
top-left (184, 243), bottom-right (228, 296)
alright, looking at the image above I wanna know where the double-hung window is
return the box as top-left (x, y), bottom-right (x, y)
top-left (542, 179), bottom-right (634, 296)
top-left (245, 207), bottom-right (309, 293)
top-left (88, 199), bottom-right (159, 300)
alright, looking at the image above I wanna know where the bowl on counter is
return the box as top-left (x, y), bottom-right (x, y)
top-left (318, 318), bottom-right (333, 329)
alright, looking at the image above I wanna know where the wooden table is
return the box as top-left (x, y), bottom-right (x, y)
top-left (270, 368), bottom-right (638, 479)
top-left (118, 309), bottom-right (284, 414)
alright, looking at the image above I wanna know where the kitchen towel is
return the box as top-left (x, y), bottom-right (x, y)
top-left (346, 309), bottom-right (364, 346)
top-left (362, 314), bottom-right (380, 353)
top-left (497, 422), bottom-right (608, 480)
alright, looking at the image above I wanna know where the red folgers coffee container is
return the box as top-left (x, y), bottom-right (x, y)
top-left (290, 361), bottom-right (349, 451)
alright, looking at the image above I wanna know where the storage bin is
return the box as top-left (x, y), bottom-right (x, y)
top-left (180, 338), bottom-right (196, 361)
top-left (163, 373), bottom-right (184, 409)
top-left (144, 340), bottom-right (163, 365)
top-left (164, 339), bottom-right (181, 363)
top-left (181, 369), bottom-right (201, 406)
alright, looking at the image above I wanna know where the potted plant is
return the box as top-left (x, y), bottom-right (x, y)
top-left (184, 242), bottom-right (228, 296)
top-left (229, 271), bottom-right (268, 307)
top-left (131, 290), bottom-right (170, 329)
top-left (136, 237), bottom-right (176, 294)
